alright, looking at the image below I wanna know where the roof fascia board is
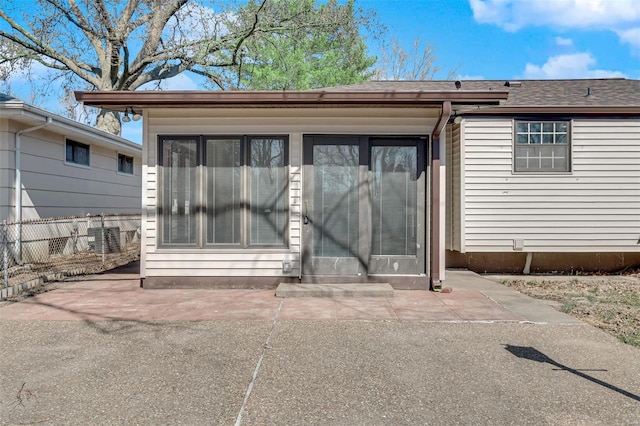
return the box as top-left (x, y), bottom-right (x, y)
top-left (1, 102), bottom-right (141, 155)
top-left (74, 90), bottom-right (509, 110)
top-left (461, 106), bottom-right (640, 115)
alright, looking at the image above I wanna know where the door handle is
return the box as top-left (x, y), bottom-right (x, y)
top-left (303, 200), bottom-right (309, 225)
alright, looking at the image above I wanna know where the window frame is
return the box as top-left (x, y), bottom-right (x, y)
top-left (513, 119), bottom-right (572, 174)
top-left (65, 139), bottom-right (91, 167)
top-left (157, 135), bottom-right (289, 250)
top-left (117, 153), bottom-right (135, 175)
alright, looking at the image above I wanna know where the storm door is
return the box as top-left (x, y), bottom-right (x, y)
top-left (302, 136), bottom-right (425, 277)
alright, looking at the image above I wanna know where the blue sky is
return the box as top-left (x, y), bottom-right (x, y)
top-left (2, 0), bottom-right (639, 143)
top-left (364, 0), bottom-right (640, 80)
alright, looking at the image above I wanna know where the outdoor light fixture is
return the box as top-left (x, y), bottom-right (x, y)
top-left (121, 107), bottom-right (141, 123)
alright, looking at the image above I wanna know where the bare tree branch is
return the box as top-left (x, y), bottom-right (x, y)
top-left (0, 11), bottom-right (98, 84)
top-left (1, 0), bottom-right (379, 134)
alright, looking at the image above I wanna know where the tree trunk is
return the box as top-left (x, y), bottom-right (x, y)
top-left (96, 109), bottom-right (122, 136)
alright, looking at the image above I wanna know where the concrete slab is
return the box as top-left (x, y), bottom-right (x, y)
top-left (2, 265), bottom-right (639, 425)
top-left (275, 282), bottom-right (394, 298)
top-left (445, 269), bottom-right (583, 324)
top-left (0, 321), bottom-right (271, 425)
top-left (242, 322), bottom-right (640, 425)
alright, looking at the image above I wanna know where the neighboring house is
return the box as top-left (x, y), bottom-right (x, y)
top-left (0, 94), bottom-right (142, 222)
top-left (75, 78), bottom-right (639, 290)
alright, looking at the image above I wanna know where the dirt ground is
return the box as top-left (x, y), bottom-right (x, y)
top-left (501, 274), bottom-right (640, 348)
top-left (2, 247), bottom-right (139, 304)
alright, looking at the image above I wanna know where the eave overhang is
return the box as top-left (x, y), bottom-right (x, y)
top-left (74, 90), bottom-right (509, 112)
top-left (460, 105), bottom-right (640, 115)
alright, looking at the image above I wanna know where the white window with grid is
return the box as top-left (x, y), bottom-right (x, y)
top-left (514, 121), bottom-right (570, 173)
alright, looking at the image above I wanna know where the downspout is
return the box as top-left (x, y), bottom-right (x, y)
top-left (430, 101), bottom-right (451, 290)
top-left (15, 117), bottom-right (53, 263)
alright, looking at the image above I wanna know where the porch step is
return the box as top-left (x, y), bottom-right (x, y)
top-left (275, 283), bottom-right (393, 298)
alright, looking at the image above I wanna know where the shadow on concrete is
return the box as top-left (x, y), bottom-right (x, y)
top-left (102, 260), bottom-right (140, 275)
top-left (22, 299), bottom-right (190, 336)
top-left (504, 344), bottom-right (640, 403)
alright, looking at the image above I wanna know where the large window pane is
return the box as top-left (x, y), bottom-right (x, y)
top-left (313, 145), bottom-right (359, 257)
top-left (206, 139), bottom-right (241, 244)
top-left (161, 138), bottom-right (197, 245)
top-left (250, 138), bottom-right (287, 245)
top-left (371, 146), bottom-right (417, 256)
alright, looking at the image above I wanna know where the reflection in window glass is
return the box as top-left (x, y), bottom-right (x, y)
top-left (206, 139), bottom-right (241, 244)
top-left (161, 138), bottom-right (197, 245)
top-left (515, 121), bottom-right (570, 172)
top-left (118, 154), bottom-right (134, 174)
top-left (371, 146), bottom-right (417, 256)
top-left (313, 145), bottom-right (359, 257)
top-left (66, 140), bottom-right (90, 166)
top-left (250, 138), bottom-right (287, 245)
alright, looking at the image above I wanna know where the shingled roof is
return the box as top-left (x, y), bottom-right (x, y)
top-left (323, 79), bottom-right (640, 107)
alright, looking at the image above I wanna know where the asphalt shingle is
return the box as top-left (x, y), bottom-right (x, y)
top-left (322, 78), bottom-right (640, 106)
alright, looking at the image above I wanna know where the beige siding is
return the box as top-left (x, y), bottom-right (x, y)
top-left (145, 107), bottom-right (437, 278)
top-left (18, 129), bottom-right (141, 220)
top-left (461, 118), bottom-right (640, 252)
top-left (0, 128), bottom-right (15, 220)
top-left (446, 123), bottom-right (463, 251)
top-left (0, 118), bottom-right (142, 222)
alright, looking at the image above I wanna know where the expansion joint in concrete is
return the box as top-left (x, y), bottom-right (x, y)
top-left (234, 299), bottom-right (283, 426)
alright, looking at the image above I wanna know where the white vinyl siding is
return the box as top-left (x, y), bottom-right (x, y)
top-left (144, 107), bottom-right (437, 278)
top-left (459, 118), bottom-right (640, 252)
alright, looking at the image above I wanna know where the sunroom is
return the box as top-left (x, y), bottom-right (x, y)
top-left (75, 88), bottom-right (507, 290)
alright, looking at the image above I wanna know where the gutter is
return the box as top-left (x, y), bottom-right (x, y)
top-left (15, 117), bottom-right (53, 263)
top-left (459, 105), bottom-right (640, 115)
top-left (429, 101), bottom-right (452, 291)
top-left (74, 89), bottom-right (509, 110)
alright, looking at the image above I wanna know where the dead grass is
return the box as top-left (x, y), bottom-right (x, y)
top-left (501, 276), bottom-right (640, 348)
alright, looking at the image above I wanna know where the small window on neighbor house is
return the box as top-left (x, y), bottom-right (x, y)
top-left (514, 121), bottom-right (570, 173)
top-left (118, 153), bottom-right (134, 174)
top-left (66, 139), bottom-right (90, 166)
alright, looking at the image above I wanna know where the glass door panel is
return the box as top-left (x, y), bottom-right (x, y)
top-left (312, 144), bottom-right (359, 257)
top-left (371, 145), bottom-right (417, 256)
top-left (302, 136), bottom-right (425, 277)
top-left (368, 140), bottom-right (424, 275)
top-left (303, 137), bottom-right (365, 275)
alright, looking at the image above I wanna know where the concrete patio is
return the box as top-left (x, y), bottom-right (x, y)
top-left (1, 264), bottom-right (637, 426)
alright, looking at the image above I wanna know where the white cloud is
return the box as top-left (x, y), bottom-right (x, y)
top-left (139, 72), bottom-right (200, 91)
top-left (160, 73), bottom-right (200, 90)
top-left (555, 37), bottom-right (573, 46)
top-left (470, 0), bottom-right (640, 30)
top-left (616, 27), bottom-right (640, 49)
top-left (458, 74), bottom-right (486, 80)
top-left (469, 0), bottom-right (640, 48)
top-left (1, 60), bottom-right (51, 85)
top-left (522, 53), bottom-right (626, 78)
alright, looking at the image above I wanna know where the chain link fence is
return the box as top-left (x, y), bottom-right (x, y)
top-left (1, 213), bottom-right (140, 290)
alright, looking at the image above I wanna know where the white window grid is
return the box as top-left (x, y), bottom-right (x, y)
top-left (515, 121), bottom-right (569, 172)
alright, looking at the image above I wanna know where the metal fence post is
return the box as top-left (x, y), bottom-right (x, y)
top-left (16, 217), bottom-right (22, 266)
top-left (101, 212), bottom-right (106, 266)
top-left (1, 220), bottom-right (8, 288)
top-left (72, 220), bottom-right (79, 254)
